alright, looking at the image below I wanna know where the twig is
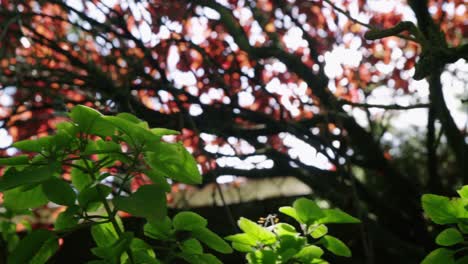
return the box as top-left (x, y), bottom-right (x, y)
top-left (322, 0), bottom-right (418, 42)
top-left (339, 100), bottom-right (429, 110)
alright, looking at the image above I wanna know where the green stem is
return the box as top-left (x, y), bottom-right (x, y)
top-left (81, 157), bottom-right (135, 264)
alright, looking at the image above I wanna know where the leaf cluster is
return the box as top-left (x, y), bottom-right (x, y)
top-left (225, 198), bottom-right (360, 264)
top-left (421, 186), bottom-right (468, 264)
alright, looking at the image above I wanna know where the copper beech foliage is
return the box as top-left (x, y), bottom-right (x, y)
top-left (0, 0), bottom-right (466, 261)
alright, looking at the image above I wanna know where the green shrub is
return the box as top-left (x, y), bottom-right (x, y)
top-left (421, 186), bottom-right (468, 264)
top-left (0, 105), bottom-right (362, 263)
top-left (0, 105), bottom-right (231, 263)
top-left (226, 198), bottom-right (361, 263)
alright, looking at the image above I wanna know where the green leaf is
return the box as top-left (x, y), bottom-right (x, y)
top-left (198, 254), bottom-right (223, 264)
top-left (144, 170), bottom-right (171, 192)
top-left (69, 105), bottom-right (114, 137)
top-left (458, 186), bottom-right (468, 199)
top-left (150, 128), bottom-right (180, 136)
top-left (173, 212), bottom-right (208, 231)
top-left (231, 242), bottom-right (255, 253)
top-left (4, 185), bottom-right (48, 211)
top-left (91, 222), bottom-right (119, 247)
top-left (8, 230), bottom-right (58, 264)
top-left (180, 238), bottom-right (203, 255)
top-left (13, 137), bottom-right (52, 153)
top-left (238, 217), bottom-right (276, 245)
top-left (293, 198), bottom-right (325, 225)
top-left (127, 238), bottom-right (158, 264)
top-left (308, 224), bottom-right (328, 239)
top-left (247, 250), bottom-right (277, 264)
top-left (42, 178), bottom-right (76, 206)
top-left (71, 160), bottom-right (93, 191)
top-left (293, 245), bottom-right (324, 262)
top-left (422, 194), bottom-right (459, 224)
top-left (55, 206), bottom-right (80, 230)
top-left (274, 223), bottom-right (299, 237)
top-left (225, 233), bottom-right (258, 246)
top-left (192, 227), bottom-right (232, 254)
top-left (458, 222), bottom-right (468, 234)
top-left (131, 252), bottom-right (160, 264)
top-left (144, 142), bottom-right (202, 184)
top-left (421, 248), bottom-right (455, 264)
top-left (30, 235), bottom-right (59, 264)
top-left (0, 155), bottom-right (29, 166)
top-left (104, 116), bottom-right (158, 148)
top-left (144, 217), bottom-right (172, 240)
top-left (320, 235), bottom-right (351, 257)
top-left (316, 209), bottom-right (361, 224)
top-left (114, 184), bottom-right (167, 222)
top-left (116, 113), bottom-right (142, 124)
top-left (78, 184), bottom-right (112, 211)
top-left (91, 232), bottom-right (133, 261)
top-left (436, 228), bottom-right (464, 246)
top-left (0, 165), bottom-right (57, 192)
top-left (278, 206), bottom-right (301, 223)
top-left (56, 122), bottom-right (79, 137)
top-left (277, 236), bottom-right (306, 260)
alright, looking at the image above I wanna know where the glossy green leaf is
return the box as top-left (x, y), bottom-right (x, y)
top-left (277, 236), bottom-right (306, 260)
top-left (320, 235), bottom-right (351, 257)
top-left (113, 184), bottom-right (167, 222)
top-left (129, 238), bottom-right (156, 258)
top-left (4, 185), bottom-right (48, 211)
top-left (436, 228), bottom-right (463, 246)
top-left (116, 113), bottom-right (142, 124)
top-left (421, 248), bottom-right (455, 264)
top-left (231, 242), bottom-right (255, 253)
top-left (150, 128), bottom-right (180, 136)
top-left (225, 233), bottom-right (258, 246)
top-left (316, 209), bottom-right (361, 224)
top-left (192, 227), bottom-right (232, 254)
top-left (144, 142), bottom-right (202, 184)
top-left (422, 194), bottom-right (459, 224)
top-left (144, 217), bottom-right (172, 240)
top-left (78, 184), bottom-right (112, 211)
top-left (458, 222), bottom-right (468, 234)
top-left (293, 245), bottom-right (324, 262)
top-left (293, 198), bottom-right (325, 225)
top-left (42, 178), bottom-right (76, 206)
top-left (13, 137), bottom-right (52, 153)
top-left (0, 155), bottom-right (29, 166)
top-left (71, 160), bottom-right (93, 191)
top-left (91, 232), bottom-right (133, 261)
top-left (246, 250), bottom-right (277, 264)
top-left (198, 254), bottom-right (223, 264)
top-left (180, 238), bottom-right (203, 255)
top-left (103, 116), bottom-right (157, 148)
top-left (308, 224), bottom-right (328, 239)
top-left (238, 217), bottom-right (276, 245)
top-left (278, 206), bottom-right (301, 223)
top-left (69, 105), bottom-right (114, 136)
top-left (0, 165), bottom-right (57, 192)
top-left (127, 238), bottom-right (159, 264)
top-left (91, 222), bottom-right (119, 247)
top-left (56, 122), bottom-right (79, 137)
top-left (173, 212), bottom-right (207, 231)
top-left (8, 230), bottom-right (58, 264)
top-left (457, 186), bottom-right (468, 199)
top-left (274, 223), bottom-right (298, 237)
top-left (30, 236), bottom-right (59, 264)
